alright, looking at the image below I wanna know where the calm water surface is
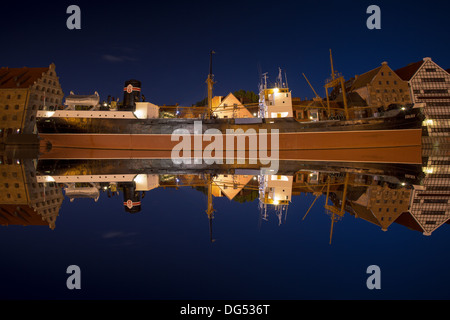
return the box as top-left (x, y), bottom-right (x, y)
top-left (1, 150), bottom-right (449, 300)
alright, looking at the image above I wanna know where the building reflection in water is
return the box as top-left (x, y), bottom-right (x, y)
top-left (0, 144), bottom-right (446, 242)
top-left (0, 157), bottom-right (63, 229)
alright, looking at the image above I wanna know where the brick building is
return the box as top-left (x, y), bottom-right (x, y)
top-left (0, 158), bottom-right (64, 229)
top-left (395, 57), bottom-right (450, 138)
top-left (0, 63), bottom-right (64, 143)
top-left (346, 61), bottom-right (412, 114)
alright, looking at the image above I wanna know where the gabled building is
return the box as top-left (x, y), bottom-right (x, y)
top-left (347, 62), bottom-right (411, 114)
top-left (0, 63), bottom-right (64, 143)
top-left (395, 57), bottom-right (450, 137)
top-left (350, 183), bottom-right (411, 231)
top-left (403, 155), bottom-right (450, 236)
top-left (0, 159), bottom-right (63, 229)
top-left (211, 174), bottom-right (254, 200)
top-left (212, 92), bottom-right (253, 118)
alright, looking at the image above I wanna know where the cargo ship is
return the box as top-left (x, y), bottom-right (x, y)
top-left (36, 52), bottom-right (425, 154)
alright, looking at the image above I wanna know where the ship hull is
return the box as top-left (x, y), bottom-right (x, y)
top-left (38, 129), bottom-right (422, 150)
top-left (37, 108), bottom-right (425, 151)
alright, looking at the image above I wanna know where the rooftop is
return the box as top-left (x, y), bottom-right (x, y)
top-left (394, 60), bottom-right (424, 81)
top-left (350, 66), bottom-right (382, 90)
top-left (0, 64), bottom-right (53, 89)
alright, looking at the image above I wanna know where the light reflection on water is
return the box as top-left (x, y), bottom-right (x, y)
top-left (0, 145), bottom-right (449, 299)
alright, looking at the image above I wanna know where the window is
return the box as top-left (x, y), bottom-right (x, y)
top-left (6, 95), bottom-right (10, 99)
top-left (17, 94), bottom-right (21, 99)
top-left (14, 105), bottom-right (19, 110)
top-left (422, 211), bottom-right (445, 215)
top-left (425, 68), bottom-right (436, 72)
top-left (428, 102), bottom-right (450, 107)
top-left (394, 81), bottom-right (397, 85)
top-left (388, 72), bottom-right (392, 76)
top-left (378, 81), bottom-right (382, 85)
top-left (4, 105), bottom-right (9, 110)
top-left (422, 78), bottom-right (445, 82)
top-left (381, 72), bottom-right (384, 76)
top-left (386, 81), bottom-right (390, 85)
top-left (424, 89), bottom-right (448, 94)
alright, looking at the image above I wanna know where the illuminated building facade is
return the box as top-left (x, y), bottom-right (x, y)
top-left (405, 156), bottom-right (450, 235)
top-left (212, 93), bottom-right (253, 118)
top-left (348, 61), bottom-right (412, 113)
top-left (0, 158), bottom-right (64, 229)
top-left (395, 57), bottom-right (450, 137)
top-left (0, 63), bottom-right (64, 143)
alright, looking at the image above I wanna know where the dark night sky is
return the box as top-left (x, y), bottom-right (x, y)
top-left (2, 0), bottom-right (450, 106)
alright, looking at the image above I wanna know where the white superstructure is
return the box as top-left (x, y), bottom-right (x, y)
top-left (258, 68), bottom-right (293, 118)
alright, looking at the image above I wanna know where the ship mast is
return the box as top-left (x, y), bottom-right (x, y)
top-left (205, 50), bottom-right (216, 242)
top-left (324, 172), bottom-right (349, 244)
top-left (324, 49), bottom-right (349, 120)
top-left (206, 50), bottom-right (215, 119)
top-left (206, 173), bottom-right (215, 242)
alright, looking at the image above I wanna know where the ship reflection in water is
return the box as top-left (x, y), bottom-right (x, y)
top-left (2, 142), bottom-right (450, 300)
top-left (1, 144), bottom-right (449, 241)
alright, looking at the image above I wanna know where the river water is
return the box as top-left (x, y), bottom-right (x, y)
top-left (0, 145), bottom-right (449, 300)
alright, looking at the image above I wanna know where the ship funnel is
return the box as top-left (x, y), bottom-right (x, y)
top-left (121, 182), bottom-right (142, 213)
top-left (121, 79), bottom-right (141, 111)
